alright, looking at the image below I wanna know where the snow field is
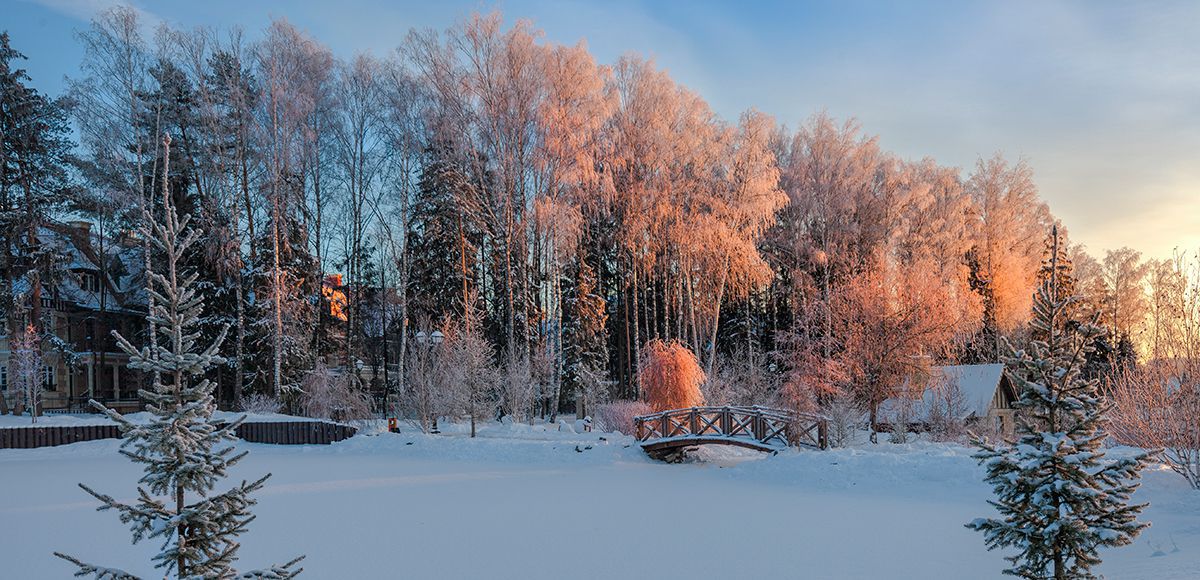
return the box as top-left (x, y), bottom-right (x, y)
top-left (0, 420), bottom-right (1195, 579)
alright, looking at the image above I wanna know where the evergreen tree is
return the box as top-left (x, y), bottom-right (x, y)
top-left (407, 149), bottom-right (481, 323)
top-left (56, 134), bottom-right (302, 579)
top-left (967, 229), bottom-right (1152, 580)
top-left (0, 31), bottom-right (78, 377)
top-left (563, 258), bottom-right (609, 417)
top-left (247, 211), bottom-right (320, 406)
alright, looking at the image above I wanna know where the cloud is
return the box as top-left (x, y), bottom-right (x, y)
top-left (21, 0), bottom-right (163, 29)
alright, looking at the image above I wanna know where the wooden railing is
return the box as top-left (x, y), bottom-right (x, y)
top-left (634, 405), bottom-right (828, 451)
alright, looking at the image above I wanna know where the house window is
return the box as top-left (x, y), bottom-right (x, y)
top-left (82, 272), bottom-right (100, 292)
top-left (43, 365), bottom-right (56, 391)
top-left (0, 366), bottom-right (7, 391)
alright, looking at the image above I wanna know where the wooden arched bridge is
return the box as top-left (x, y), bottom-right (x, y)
top-left (634, 405), bottom-right (828, 461)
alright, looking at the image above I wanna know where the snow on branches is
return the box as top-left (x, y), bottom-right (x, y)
top-left (967, 227), bottom-right (1151, 580)
top-left (56, 134), bottom-right (303, 580)
top-left (639, 339), bottom-right (705, 412)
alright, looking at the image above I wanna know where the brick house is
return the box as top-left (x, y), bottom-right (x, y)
top-left (1, 221), bottom-right (146, 414)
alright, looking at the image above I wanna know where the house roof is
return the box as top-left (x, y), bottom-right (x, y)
top-left (934, 364), bottom-right (1007, 418)
top-left (11, 223), bottom-right (145, 314)
top-left (878, 363), bottom-right (1008, 422)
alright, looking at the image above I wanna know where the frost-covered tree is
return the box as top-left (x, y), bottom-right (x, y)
top-left (9, 323), bottom-right (42, 422)
top-left (639, 340), bottom-right (705, 412)
top-left (56, 134), bottom-right (302, 580)
top-left (439, 300), bottom-right (498, 438)
top-left (967, 229), bottom-right (1151, 580)
top-left (300, 360), bottom-right (372, 422)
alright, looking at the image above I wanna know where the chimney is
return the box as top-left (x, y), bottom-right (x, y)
top-left (69, 220), bottom-right (92, 236)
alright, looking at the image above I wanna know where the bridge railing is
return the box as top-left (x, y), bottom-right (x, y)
top-left (633, 405), bottom-right (828, 450)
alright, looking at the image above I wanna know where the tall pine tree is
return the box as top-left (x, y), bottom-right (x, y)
top-left (56, 134), bottom-right (302, 579)
top-left (967, 227), bottom-right (1151, 580)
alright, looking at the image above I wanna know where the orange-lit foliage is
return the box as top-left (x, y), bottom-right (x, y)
top-left (639, 339), bottom-right (706, 412)
top-left (322, 274), bottom-right (348, 321)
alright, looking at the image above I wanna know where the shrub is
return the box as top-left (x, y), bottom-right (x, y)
top-left (823, 391), bottom-right (862, 448)
top-left (639, 339), bottom-right (705, 412)
top-left (301, 361), bottom-right (374, 422)
top-left (594, 400), bottom-right (652, 435)
top-left (239, 393), bottom-right (282, 415)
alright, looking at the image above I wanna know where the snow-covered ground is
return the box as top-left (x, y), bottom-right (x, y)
top-left (0, 420), bottom-right (1195, 579)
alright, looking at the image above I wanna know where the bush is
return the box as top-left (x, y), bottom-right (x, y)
top-left (639, 339), bottom-right (705, 412)
top-left (239, 393), bottom-right (282, 415)
top-left (822, 391), bottom-right (862, 448)
top-left (1108, 364), bottom-right (1200, 489)
top-left (594, 400), bottom-right (652, 435)
top-left (301, 361), bottom-right (374, 422)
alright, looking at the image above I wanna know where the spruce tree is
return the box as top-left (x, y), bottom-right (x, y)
top-left (564, 258), bottom-right (609, 418)
top-left (967, 227), bottom-right (1151, 580)
top-left (56, 134), bottom-right (302, 580)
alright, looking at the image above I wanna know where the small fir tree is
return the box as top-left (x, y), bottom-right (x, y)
top-left (55, 134), bottom-right (302, 579)
top-left (966, 228), bottom-right (1152, 580)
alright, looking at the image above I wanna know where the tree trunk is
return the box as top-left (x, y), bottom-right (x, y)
top-left (706, 258), bottom-right (730, 378)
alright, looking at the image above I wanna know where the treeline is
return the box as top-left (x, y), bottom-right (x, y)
top-left (2, 8), bottom-right (1191, 420)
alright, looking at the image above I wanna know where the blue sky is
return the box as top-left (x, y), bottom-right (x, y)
top-left (7, 0), bottom-right (1200, 259)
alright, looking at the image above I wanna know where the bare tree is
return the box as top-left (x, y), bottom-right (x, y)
top-left (1108, 363), bottom-right (1200, 489)
top-left (1101, 247), bottom-right (1150, 349)
top-left (438, 302), bottom-right (499, 437)
top-left (639, 339), bottom-right (705, 412)
top-left (10, 324), bottom-right (42, 422)
top-left (300, 360), bottom-right (373, 422)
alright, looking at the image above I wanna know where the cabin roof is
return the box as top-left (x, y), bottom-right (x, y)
top-left (879, 363), bottom-right (1010, 422)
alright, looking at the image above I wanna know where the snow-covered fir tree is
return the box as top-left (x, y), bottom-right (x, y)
top-left (563, 258), bottom-right (609, 419)
top-left (967, 227), bottom-right (1152, 580)
top-left (55, 134), bottom-right (302, 580)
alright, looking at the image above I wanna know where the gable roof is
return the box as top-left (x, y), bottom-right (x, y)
top-left (11, 223), bottom-right (145, 315)
top-left (934, 364), bottom-right (1007, 418)
top-left (878, 363), bottom-right (1009, 422)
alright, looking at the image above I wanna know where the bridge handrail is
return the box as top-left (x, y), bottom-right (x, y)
top-left (632, 405), bottom-right (828, 449)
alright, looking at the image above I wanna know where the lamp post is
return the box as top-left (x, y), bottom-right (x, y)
top-left (415, 330), bottom-right (445, 432)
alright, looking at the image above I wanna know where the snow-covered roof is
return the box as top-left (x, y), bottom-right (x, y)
top-left (878, 363), bottom-right (1009, 422)
top-left (11, 223), bottom-right (145, 314)
top-left (933, 364), bottom-right (1006, 418)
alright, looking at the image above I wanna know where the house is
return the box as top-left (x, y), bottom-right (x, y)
top-left (1, 221), bottom-right (146, 414)
top-left (878, 363), bottom-right (1019, 436)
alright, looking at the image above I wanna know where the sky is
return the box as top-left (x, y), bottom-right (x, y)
top-left (7, 0), bottom-right (1200, 260)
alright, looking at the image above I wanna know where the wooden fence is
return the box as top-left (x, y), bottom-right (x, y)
top-left (0, 424), bottom-right (121, 450)
top-left (233, 421), bottom-right (357, 445)
top-left (0, 420), bottom-right (357, 450)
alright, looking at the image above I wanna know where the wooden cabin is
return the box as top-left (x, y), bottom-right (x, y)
top-left (878, 363), bottom-right (1019, 437)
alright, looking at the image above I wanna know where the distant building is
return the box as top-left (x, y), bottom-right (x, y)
top-left (1, 222), bottom-right (146, 413)
top-left (878, 363), bottom-right (1019, 436)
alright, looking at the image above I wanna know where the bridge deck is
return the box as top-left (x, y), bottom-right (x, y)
top-left (639, 435), bottom-right (785, 454)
